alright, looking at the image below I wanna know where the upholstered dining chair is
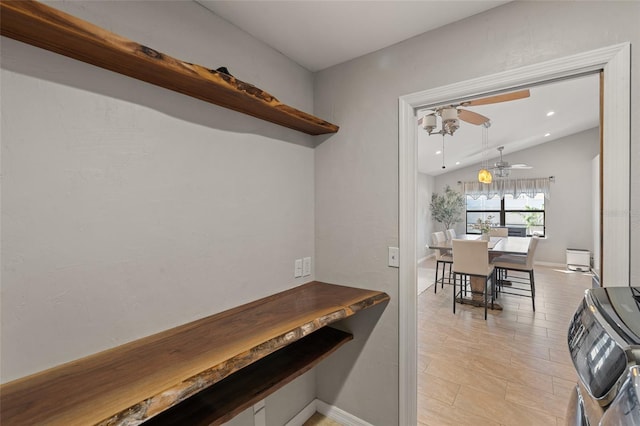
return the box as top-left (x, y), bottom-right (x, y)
top-left (491, 236), bottom-right (540, 311)
top-left (432, 231), bottom-right (453, 293)
top-left (452, 239), bottom-right (495, 320)
top-left (446, 228), bottom-right (456, 240)
top-left (489, 227), bottom-right (509, 237)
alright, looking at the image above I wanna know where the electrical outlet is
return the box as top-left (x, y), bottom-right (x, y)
top-left (294, 259), bottom-right (303, 278)
top-left (302, 257), bottom-right (311, 277)
top-left (388, 247), bottom-right (400, 268)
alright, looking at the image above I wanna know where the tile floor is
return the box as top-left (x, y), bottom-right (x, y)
top-left (303, 258), bottom-right (590, 426)
top-left (302, 412), bottom-right (343, 426)
top-left (417, 256), bottom-right (592, 425)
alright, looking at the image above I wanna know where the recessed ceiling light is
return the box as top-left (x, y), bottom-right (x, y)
top-left (455, 161), bottom-right (461, 165)
top-left (435, 150), bottom-right (442, 155)
top-left (546, 111), bottom-right (555, 117)
top-left (544, 133), bottom-right (551, 137)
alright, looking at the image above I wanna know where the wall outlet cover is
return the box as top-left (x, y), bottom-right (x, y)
top-left (303, 257), bottom-right (311, 276)
top-left (294, 259), bottom-right (303, 278)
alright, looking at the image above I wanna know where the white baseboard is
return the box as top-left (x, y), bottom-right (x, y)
top-left (535, 261), bottom-right (566, 268)
top-left (285, 399), bottom-right (372, 426)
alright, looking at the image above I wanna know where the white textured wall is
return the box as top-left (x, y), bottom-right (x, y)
top-left (2, 1), bottom-right (639, 424)
top-left (314, 2), bottom-right (638, 424)
top-left (593, 155), bottom-right (601, 273)
top-left (434, 128), bottom-right (599, 265)
top-left (1, 5), bottom-right (317, 422)
top-left (417, 173), bottom-right (435, 260)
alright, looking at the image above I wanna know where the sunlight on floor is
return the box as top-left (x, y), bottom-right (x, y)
top-left (416, 256), bottom-right (591, 425)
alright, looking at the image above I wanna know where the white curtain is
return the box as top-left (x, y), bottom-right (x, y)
top-left (461, 177), bottom-right (551, 199)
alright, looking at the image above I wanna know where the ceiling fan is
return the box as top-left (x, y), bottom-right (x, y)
top-left (417, 89), bottom-right (530, 136)
top-left (492, 146), bottom-right (532, 178)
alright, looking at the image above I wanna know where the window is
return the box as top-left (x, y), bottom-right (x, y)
top-left (466, 193), bottom-right (545, 236)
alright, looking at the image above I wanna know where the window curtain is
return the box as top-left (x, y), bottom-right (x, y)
top-left (461, 177), bottom-right (551, 199)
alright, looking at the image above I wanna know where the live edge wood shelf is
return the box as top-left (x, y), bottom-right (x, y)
top-left (0, 282), bottom-right (389, 425)
top-left (0, 0), bottom-right (339, 136)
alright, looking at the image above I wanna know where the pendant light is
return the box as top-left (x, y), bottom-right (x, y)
top-left (477, 122), bottom-right (493, 183)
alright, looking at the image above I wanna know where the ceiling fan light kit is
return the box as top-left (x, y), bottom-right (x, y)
top-left (420, 114), bottom-right (437, 133)
top-left (491, 146), bottom-right (532, 179)
top-left (417, 89), bottom-right (531, 173)
top-left (441, 107), bottom-right (460, 135)
top-left (419, 107), bottom-right (459, 136)
top-left (493, 167), bottom-right (510, 178)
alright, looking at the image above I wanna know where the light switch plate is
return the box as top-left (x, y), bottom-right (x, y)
top-left (294, 259), bottom-right (303, 278)
top-left (302, 257), bottom-right (311, 277)
top-left (388, 247), bottom-right (400, 268)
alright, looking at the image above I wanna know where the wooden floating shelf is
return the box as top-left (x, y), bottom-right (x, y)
top-left (0, 0), bottom-right (339, 136)
top-left (145, 327), bottom-right (352, 426)
top-left (0, 282), bottom-right (389, 425)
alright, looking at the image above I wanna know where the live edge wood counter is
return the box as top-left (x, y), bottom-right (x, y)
top-left (0, 282), bottom-right (389, 425)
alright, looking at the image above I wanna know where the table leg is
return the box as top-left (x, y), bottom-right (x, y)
top-left (456, 276), bottom-right (503, 310)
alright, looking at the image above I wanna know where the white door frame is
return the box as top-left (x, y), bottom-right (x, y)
top-left (398, 43), bottom-right (631, 425)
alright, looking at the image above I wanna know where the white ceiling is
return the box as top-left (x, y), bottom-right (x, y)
top-left (417, 74), bottom-right (600, 175)
top-left (196, 1), bottom-right (510, 72)
top-left (196, 1), bottom-right (600, 175)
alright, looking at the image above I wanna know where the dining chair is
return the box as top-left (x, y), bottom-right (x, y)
top-left (491, 236), bottom-right (540, 311)
top-left (432, 231), bottom-right (453, 293)
top-left (489, 227), bottom-right (509, 237)
top-left (446, 228), bottom-right (456, 240)
top-left (452, 239), bottom-right (495, 320)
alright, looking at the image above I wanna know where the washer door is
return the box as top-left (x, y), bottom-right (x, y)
top-left (569, 297), bottom-right (628, 404)
top-left (600, 366), bottom-right (640, 425)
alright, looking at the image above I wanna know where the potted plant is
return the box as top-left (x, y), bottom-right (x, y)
top-left (520, 207), bottom-right (543, 236)
top-left (471, 215), bottom-right (496, 240)
top-left (430, 185), bottom-right (465, 231)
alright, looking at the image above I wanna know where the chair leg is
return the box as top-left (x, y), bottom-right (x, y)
top-left (453, 273), bottom-right (457, 314)
top-left (484, 276), bottom-right (489, 320)
top-left (493, 268), bottom-right (498, 300)
top-left (530, 270), bottom-right (536, 311)
top-left (462, 275), bottom-right (467, 297)
top-left (434, 261), bottom-right (440, 293)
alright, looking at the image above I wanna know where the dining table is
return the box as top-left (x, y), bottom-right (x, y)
top-left (427, 235), bottom-right (532, 310)
top-left (429, 234), bottom-right (531, 255)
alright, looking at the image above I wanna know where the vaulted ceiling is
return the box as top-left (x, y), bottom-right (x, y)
top-left (196, 1), bottom-right (599, 175)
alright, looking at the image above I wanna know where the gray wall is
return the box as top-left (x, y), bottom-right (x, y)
top-left (314, 1), bottom-right (638, 424)
top-left (431, 128), bottom-right (599, 265)
top-left (2, 1), bottom-right (639, 425)
top-left (1, 1), bottom-right (317, 421)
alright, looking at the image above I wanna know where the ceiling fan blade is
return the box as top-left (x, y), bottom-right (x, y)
top-left (511, 164), bottom-right (533, 169)
top-left (458, 109), bottom-right (490, 125)
top-left (461, 89), bottom-right (530, 107)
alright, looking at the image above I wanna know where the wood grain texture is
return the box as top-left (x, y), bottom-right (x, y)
top-left (0, 282), bottom-right (389, 425)
top-left (145, 327), bottom-right (353, 426)
top-left (0, 0), bottom-right (339, 135)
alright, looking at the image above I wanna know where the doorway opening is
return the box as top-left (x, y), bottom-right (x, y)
top-left (398, 43), bottom-right (630, 425)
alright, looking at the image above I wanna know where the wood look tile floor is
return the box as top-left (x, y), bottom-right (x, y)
top-left (417, 257), bottom-right (592, 426)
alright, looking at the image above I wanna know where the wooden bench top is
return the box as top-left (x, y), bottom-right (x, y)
top-left (0, 281), bottom-right (389, 425)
